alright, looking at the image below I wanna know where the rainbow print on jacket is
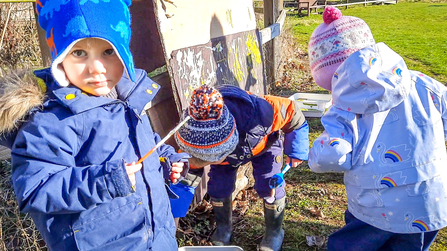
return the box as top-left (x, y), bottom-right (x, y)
top-left (380, 177), bottom-right (397, 187)
top-left (412, 220), bottom-right (430, 232)
top-left (385, 150), bottom-right (402, 162)
top-left (392, 67), bottom-right (402, 77)
top-left (369, 57), bottom-right (377, 66)
top-left (329, 139), bottom-right (340, 146)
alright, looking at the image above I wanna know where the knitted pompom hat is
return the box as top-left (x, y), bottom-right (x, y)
top-left (175, 85), bottom-right (239, 162)
top-left (308, 6), bottom-right (375, 91)
top-left (36, 0), bottom-right (135, 87)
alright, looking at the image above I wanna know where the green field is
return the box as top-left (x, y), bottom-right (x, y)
top-left (289, 2), bottom-right (447, 84)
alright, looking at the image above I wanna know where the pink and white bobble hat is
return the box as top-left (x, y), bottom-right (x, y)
top-left (308, 6), bottom-right (375, 91)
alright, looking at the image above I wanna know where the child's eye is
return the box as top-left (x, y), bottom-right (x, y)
top-left (72, 50), bottom-right (86, 57)
top-left (104, 49), bottom-right (116, 56)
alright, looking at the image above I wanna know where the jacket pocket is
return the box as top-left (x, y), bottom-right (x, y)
top-left (73, 195), bottom-right (151, 251)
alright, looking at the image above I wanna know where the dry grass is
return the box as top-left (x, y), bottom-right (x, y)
top-left (0, 3), bottom-right (46, 250)
top-left (268, 20), bottom-right (324, 98)
top-left (0, 161), bottom-right (47, 251)
top-left (0, 3), bottom-right (42, 71)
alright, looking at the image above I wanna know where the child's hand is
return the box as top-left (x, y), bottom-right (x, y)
top-left (170, 162), bottom-right (185, 184)
top-left (126, 161), bottom-right (142, 188)
top-left (287, 156), bottom-right (303, 168)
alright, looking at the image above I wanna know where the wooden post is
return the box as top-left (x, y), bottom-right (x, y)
top-left (129, 0), bottom-right (166, 73)
top-left (346, 0), bottom-right (349, 9)
top-left (33, 2), bottom-right (51, 67)
top-left (306, 3), bottom-right (310, 17)
top-left (264, 0), bottom-right (283, 93)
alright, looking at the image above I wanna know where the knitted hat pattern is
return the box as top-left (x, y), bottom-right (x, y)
top-left (36, 0), bottom-right (135, 87)
top-left (308, 6), bottom-right (375, 91)
top-left (175, 85), bottom-right (239, 162)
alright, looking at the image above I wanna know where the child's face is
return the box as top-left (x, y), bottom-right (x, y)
top-left (61, 38), bottom-right (124, 96)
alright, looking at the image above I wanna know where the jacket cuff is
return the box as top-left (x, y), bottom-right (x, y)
top-left (179, 168), bottom-right (203, 188)
top-left (105, 159), bottom-right (133, 197)
top-left (284, 120), bottom-right (309, 160)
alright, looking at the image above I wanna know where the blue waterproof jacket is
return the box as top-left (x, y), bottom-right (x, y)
top-left (309, 43), bottom-right (447, 233)
top-left (6, 68), bottom-right (182, 250)
top-left (217, 85), bottom-right (309, 167)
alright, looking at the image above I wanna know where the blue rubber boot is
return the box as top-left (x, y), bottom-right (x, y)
top-left (211, 197), bottom-right (233, 246)
top-left (259, 197), bottom-right (286, 251)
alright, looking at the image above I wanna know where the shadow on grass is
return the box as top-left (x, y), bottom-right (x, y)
top-left (288, 166), bottom-right (345, 185)
top-left (282, 220), bottom-right (339, 250)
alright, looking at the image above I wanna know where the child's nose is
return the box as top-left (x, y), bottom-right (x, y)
top-left (89, 59), bottom-right (106, 75)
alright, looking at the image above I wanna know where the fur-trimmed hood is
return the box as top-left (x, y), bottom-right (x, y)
top-left (0, 70), bottom-right (45, 137)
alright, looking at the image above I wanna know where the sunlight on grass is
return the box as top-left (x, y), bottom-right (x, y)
top-left (289, 2), bottom-right (447, 83)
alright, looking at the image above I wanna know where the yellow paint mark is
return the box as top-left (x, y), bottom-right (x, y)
top-left (246, 33), bottom-right (262, 65)
top-left (146, 89), bottom-right (153, 94)
top-left (232, 43), bottom-right (244, 82)
top-left (247, 54), bottom-right (258, 82)
top-left (248, 6), bottom-right (252, 21)
top-left (184, 87), bottom-right (191, 100)
top-left (74, 230), bottom-right (79, 233)
top-left (226, 9), bottom-right (233, 28)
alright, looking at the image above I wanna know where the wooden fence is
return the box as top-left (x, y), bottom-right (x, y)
top-left (257, 0), bottom-right (397, 16)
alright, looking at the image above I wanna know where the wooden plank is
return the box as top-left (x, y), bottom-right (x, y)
top-left (168, 30), bottom-right (266, 110)
top-left (130, 0), bottom-right (166, 73)
top-left (147, 96), bottom-right (179, 148)
top-left (155, 0), bottom-right (256, 57)
top-left (259, 9), bottom-right (286, 45)
top-left (145, 70), bottom-right (179, 149)
top-left (146, 71), bottom-right (174, 109)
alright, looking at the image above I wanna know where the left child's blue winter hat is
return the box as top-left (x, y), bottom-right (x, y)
top-left (36, 0), bottom-right (135, 86)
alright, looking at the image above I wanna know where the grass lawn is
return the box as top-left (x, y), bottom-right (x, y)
top-left (288, 2), bottom-right (447, 84)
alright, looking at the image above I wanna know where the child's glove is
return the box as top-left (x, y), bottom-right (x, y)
top-left (160, 152), bottom-right (191, 184)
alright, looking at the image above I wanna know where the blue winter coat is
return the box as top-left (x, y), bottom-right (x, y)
top-left (218, 85), bottom-right (309, 167)
top-left (9, 68), bottom-right (181, 250)
top-left (309, 43), bottom-right (447, 233)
